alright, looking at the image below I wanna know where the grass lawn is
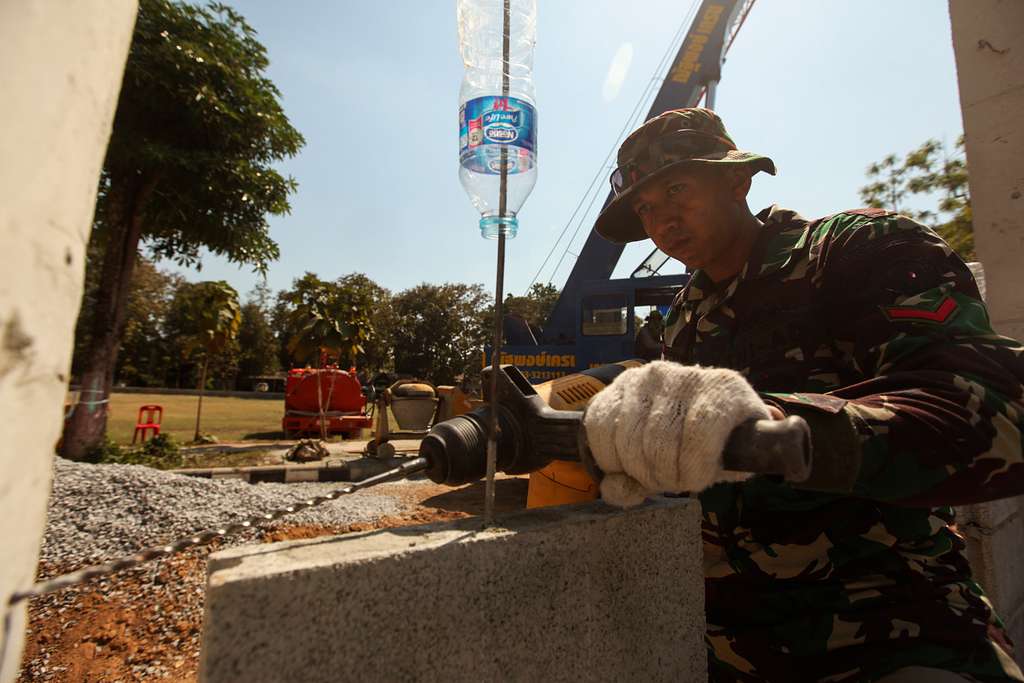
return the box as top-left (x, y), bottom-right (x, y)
top-left (105, 392), bottom-right (286, 445)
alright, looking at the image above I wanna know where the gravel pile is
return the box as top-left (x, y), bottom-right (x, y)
top-left (20, 458), bottom-right (416, 682)
top-left (41, 457), bottom-right (403, 570)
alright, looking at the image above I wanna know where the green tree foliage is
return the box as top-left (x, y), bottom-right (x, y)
top-left (391, 283), bottom-right (491, 385)
top-left (63, 0), bottom-right (303, 460)
top-left (73, 248), bottom-right (185, 387)
top-left (283, 277), bottom-right (374, 441)
top-left (176, 281), bottom-right (242, 440)
top-left (336, 274), bottom-right (396, 373)
top-left (286, 296), bottom-right (367, 369)
top-left (500, 282), bottom-right (560, 338)
top-left (236, 283), bottom-right (280, 388)
top-left (115, 260), bottom-right (185, 387)
top-left (274, 272), bottom-right (386, 371)
top-left (860, 136), bottom-right (974, 260)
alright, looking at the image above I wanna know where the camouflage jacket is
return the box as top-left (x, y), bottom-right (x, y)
top-left (663, 206), bottom-right (1024, 682)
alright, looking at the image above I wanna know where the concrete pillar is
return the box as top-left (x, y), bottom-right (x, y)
top-left (201, 498), bottom-right (707, 682)
top-left (956, 499), bottom-right (1024, 652)
top-left (950, 0), bottom-right (1024, 340)
top-left (949, 0), bottom-right (1024, 662)
top-left (0, 2), bottom-right (137, 681)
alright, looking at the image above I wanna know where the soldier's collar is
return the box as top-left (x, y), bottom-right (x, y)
top-left (680, 206), bottom-right (809, 307)
top-left (740, 206), bottom-right (811, 280)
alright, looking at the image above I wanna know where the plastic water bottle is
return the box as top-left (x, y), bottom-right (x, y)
top-left (458, 0), bottom-right (537, 239)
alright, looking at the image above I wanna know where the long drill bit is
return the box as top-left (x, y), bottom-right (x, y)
top-left (484, 0), bottom-right (513, 527)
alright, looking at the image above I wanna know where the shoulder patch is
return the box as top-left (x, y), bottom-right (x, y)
top-left (883, 296), bottom-right (958, 324)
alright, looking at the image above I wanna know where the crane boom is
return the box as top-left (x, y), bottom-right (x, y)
top-left (500, 0), bottom-right (756, 380)
top-left (540, 0), bottom-right (752, 345)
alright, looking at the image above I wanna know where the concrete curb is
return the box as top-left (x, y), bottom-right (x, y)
top-left (170, 456), bottom-right (416, 484)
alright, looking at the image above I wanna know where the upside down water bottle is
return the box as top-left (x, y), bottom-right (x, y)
top-left (457, 0), bottom-right (537, 239)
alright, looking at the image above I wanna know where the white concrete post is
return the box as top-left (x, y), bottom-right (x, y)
top-left (0, 2), bottom-right (138, 681)
top-left (949, 0), bottom-right (1024, 340)
top-left (948, 0), bottom-right (1024, 662)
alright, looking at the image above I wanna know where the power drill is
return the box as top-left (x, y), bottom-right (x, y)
top-left (418, 364), bottom-right (812, 490)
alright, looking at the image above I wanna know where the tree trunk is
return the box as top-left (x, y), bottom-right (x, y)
top-left (61, 173), bottom-right (157, 460)
top-left (194, 354), bottom-right (209, 442)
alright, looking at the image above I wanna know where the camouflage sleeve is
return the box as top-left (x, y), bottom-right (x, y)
top-left (770, 212), bottom-right (1024, 507)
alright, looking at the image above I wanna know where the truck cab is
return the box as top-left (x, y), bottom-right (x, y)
top-left (498, 272), bottom-right (687, 383)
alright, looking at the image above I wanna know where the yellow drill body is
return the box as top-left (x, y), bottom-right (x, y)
top-left (525, 360), bottom-right (644, 508)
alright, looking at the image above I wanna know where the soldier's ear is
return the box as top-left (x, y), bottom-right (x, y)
top-left (729, 166), bottom-right (753, 200)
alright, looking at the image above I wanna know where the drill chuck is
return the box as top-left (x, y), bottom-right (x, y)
top-left (420, 408), bottom-right (519, 485)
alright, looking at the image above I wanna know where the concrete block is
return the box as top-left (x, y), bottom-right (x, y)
top-left (200, 497), bottom-right (706, 683)
top-left (210, 471), bottom-right (249, 481)
top-left (961, 509), bottom-right (1024, 620)
top-left (282, 468), bottom-right (318, 483)
top-left (958, 496), bottom-right (1023, 533)
top-left (1006, 601), bottom-right (1024, 668)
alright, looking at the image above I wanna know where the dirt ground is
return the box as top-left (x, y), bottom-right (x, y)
top-left (18, 477), bottom-right (529, 682)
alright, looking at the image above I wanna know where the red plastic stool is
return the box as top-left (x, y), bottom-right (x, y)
top-left (132, 404), bottom-right (163, 444)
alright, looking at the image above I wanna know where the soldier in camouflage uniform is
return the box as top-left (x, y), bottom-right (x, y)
top-left (586, 108), bottom-right (1024, 682)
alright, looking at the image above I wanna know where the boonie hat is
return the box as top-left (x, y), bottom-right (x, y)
top-left (595, 108), bottom-right (776, 244)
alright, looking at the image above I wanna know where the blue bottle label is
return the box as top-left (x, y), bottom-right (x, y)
top-left (459, 95), bottom-right (536, 175)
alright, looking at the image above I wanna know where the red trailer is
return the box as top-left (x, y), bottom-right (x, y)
top-left (282, 367), bottom-right (373, 438)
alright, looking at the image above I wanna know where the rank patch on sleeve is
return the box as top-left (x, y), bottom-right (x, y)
top-left (884, 296), bottom-right (958, 324)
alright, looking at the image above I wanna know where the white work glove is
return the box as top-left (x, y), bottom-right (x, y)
top-left (583, 361), bottom-right (771, 507)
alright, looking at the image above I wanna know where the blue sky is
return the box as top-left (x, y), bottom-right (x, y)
top-left (165, 0), bottom-right (966, 301)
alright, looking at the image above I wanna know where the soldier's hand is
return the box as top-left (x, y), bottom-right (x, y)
top-left (583, 361), bottom-right (772, 507)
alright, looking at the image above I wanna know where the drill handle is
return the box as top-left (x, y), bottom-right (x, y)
top-left (578, 415), bottom-right (813, 487)
top-left (722, 416), bottom-right (812, 481)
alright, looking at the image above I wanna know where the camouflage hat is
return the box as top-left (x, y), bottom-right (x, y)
top-left (595, 108), bottom-right (776, 244)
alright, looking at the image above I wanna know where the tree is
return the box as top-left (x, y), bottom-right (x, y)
top-left (285, 291), bottom-right (370, 440)
top-left (72, 248), bottom-right (184, 387)
top-left (335, 274), bottom-right (396, 373)
top-left (860, 136), bottom-right (974, 260)
top-left (501, 282), bottom-right (560, 337)
top-left (62, 0), bottom-right (304, 459)
top-left (286, 297), bottom-right (369, 370)
top-left (274, 272), bottom-right (391, 372)
top-left (116, 259), bottom-right (184, 387)
top-left (236, 283), bottom-right (280, 389)
top-left (391, 283), bottom-right (491, 385)
top-left (179, 281), bottom-right (242, 440)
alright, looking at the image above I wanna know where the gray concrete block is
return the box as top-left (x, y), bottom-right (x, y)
top-left (961, 507), bottom-right (1024, 620)
top-left (200, 497), bottom-right (706, 683)
top-left (1006, 600), bottom-right (1024, 669)
top-left (957, 495), bottom-right (1024, 534)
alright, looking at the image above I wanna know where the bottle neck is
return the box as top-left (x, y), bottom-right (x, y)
top-left (480, 215), bottom-right (518, 239)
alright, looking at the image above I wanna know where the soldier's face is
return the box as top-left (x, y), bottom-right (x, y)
top-left (630, 165), bottom-right (749, 277)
